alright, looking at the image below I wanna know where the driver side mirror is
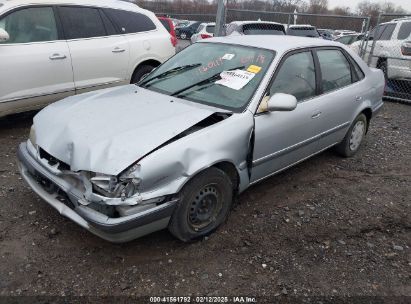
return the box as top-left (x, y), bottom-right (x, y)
top-left (0, 28), bottom-right (9, 42)
top-left (267, 93), bottom-right (297, 112)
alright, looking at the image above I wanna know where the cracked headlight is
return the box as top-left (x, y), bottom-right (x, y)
top-left (90, 171), bottom-right (142, 201)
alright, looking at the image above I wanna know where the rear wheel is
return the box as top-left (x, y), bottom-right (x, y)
top-left (131, 64), bottom-right (155, 84)
top-left (180, 32), bottom-right (187, 40)
top-left (168, 167), bottom-right (233, 242)
top-left (335, 113), bottom-right (367, 158)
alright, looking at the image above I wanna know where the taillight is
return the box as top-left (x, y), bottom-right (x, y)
top-left (200, 34), bottom-right (212, 39)
top-left (401, 41), bottom-right (411, 56)
top-left (170, 36), bottom-right (177, 47)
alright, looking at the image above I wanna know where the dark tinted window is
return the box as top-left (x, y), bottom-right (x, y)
top-left (379, 24), bottom-right (395, 40)
top-left (206, 25), bottom-right (215, 34)
top-left (317, 49), bottom-right (352, 93)
top-left (105, 9), bottom-right (156, 33)
top-left (100, 10), bottom-right (117, 35)
top-left (398, 22), bottom-right (411, 40)
top-left (287, 27), bottom-right (319, 37)
top-left (242, 23), bottom-right (285, 35)
top-left (269, 51), bottom-right (316, 101)
top-left (0, 7), bottom-right (58, 43)
top-left (59, 7), bottom-right (106, 39)
top-left (159, 19), bottom-right (171, 32)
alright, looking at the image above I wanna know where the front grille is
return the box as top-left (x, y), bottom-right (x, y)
top-left (39, 148), bottom-right (70, 171)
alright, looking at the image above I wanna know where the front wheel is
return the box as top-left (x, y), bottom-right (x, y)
top-left (180, 32), bottom-right (187, 40)
top-left (168, 167), bottom-right (233, 242)
top-left (131, 64), bottom-right (155, 84)
top-left (335, 114), bottom-right (367, 157)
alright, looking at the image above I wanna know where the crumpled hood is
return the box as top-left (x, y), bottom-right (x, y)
top-left (34, 85), bottom-right (222, 175)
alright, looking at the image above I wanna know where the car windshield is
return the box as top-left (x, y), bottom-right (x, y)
top-left (243, 23), bottom-right (285, 35)
top-left (288, 27), bottom-right (319, 37)
top-left (139, 43), bottom-right (275, 112)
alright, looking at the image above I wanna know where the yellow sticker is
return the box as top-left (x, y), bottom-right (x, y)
top-left (247, 65), bottom-right (262, 74)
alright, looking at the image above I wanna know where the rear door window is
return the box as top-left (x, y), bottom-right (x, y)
top-left (105, 9), bottom-right (156, 34)
top-left (59, 6), bottom-right (106, 39)
top-left (398, 22), bottom-right (411, 40)
top-left (317, 49), bottom-right (353, 93)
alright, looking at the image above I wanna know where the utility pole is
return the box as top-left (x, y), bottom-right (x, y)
top-left (215, 0), bottom-right (227, 37)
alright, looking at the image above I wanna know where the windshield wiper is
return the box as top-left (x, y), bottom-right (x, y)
top-left (139, 63), bottom-right (202, 87)
top-left (171, 66), bottom-right (245, 98)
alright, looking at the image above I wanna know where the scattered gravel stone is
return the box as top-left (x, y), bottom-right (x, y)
top-left (393, 245), bottom-right (404, 251)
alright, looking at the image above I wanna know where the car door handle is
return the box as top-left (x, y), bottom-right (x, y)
top-left (112, 47), bottom-right (126, 53)
top-left (355, 96), bottom-right (363, 102)
top-left (311, 111), bottom-right (322, 119)
top-left (49, 53), bottom-right (67, 60)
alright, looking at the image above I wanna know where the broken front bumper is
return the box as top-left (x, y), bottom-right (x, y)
top-left (17, 142), bottom-right (178, 243)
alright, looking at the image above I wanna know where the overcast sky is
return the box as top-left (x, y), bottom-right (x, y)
top-left (328, 0), bottom-right (411, 12)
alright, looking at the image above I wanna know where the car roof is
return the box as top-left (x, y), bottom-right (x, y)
top-left (289, 24), bottom-right (315, 28)
top-left (0, 0), bottom-right (142, 12)
top-left (230, 20), bottom-right (284, 26)
top-left (202, 35), bottom-right (342, 53)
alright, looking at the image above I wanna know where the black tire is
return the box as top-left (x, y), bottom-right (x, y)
top-left (180, 32), bottom-right (187, 40)
top-left (131, 64), bottom-right (155, 84)
top-left (377, 59), bottom-right (388, 80)
top-left (335, 113), bottom-right (368, 158)
top-left (168, 167), bottom-right (233, 242)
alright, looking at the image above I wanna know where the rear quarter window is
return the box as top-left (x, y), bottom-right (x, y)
top-left (159, 19), bottom-right (171, 32)
top-left (398, 22), bottom-right (411, 40)
top-left (105, 9), bottom-right (156, 34)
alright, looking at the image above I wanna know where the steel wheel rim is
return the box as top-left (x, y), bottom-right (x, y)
top-left (349, 121), bottom-right (365, 151)
top-left (188, 184), bottom-right (222, 231)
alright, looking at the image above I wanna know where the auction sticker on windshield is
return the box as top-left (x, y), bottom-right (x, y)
top-left (216, 70), bottom-right (255, 90)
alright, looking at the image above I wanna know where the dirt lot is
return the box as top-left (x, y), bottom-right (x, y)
top-left (0, 101), bottom-right (410, 300)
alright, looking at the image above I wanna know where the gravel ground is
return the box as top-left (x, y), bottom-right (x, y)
top-left (0, 101), bottom-right (410, 300)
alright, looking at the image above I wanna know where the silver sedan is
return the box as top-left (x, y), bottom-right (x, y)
top-left (17, 36), bottom-right (385, 242)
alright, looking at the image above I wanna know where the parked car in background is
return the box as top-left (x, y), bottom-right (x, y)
top-left (226, 21), bottom-right (286, 36)
top-left (351, 17), bottom-right (411, 80)
top-left (175, 21), bottom-right (201, 40)
top-left (175, 20), bottom-right (190, 29)
top-left (18, 36), bottom-right (384, 243)
top-left (335, 33), bottom-right (364, 45)
top-left (0, 0), bottom-right (175, 118)
top-left (287, 25), bottom-right (320, 38)
top-left (318, 29), bottom-right (334, 40)
top-left (334, 30), bottom-right (358, 39)
top-left (158, 16), bottom-right (177, 47)
top-left (191, 22), bottom-right (215, 43)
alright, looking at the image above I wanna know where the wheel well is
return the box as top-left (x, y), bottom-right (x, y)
top-left (376, 57), bottom-right (386, 68)
top-left (213, 162), bottom-right (240, 194)
top-left (361, 108), bottom-right (372, 132)
top-left (131, 60), bottom-right (161, 80)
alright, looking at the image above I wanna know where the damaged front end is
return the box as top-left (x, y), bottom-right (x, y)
top-left (17, 139), bottom-right (177, 242)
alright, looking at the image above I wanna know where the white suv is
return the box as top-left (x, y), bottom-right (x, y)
top-left (0, 0), bottom-right (175, 117)
top-left (351, 18), bottom-right (411, 80)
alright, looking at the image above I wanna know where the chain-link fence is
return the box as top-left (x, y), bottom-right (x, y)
top-left (223, 9), bottom-right (370, 58)
top-left (366, 14), bottom-right (411, 103)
